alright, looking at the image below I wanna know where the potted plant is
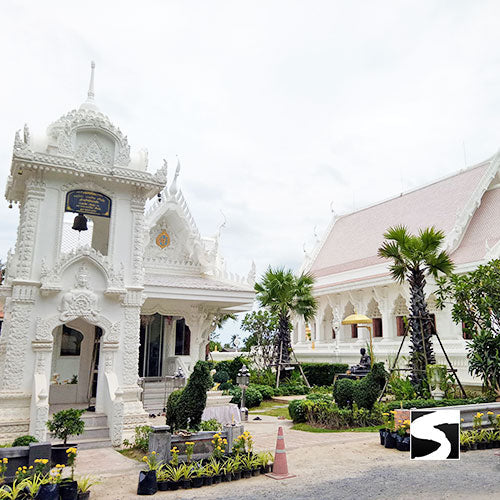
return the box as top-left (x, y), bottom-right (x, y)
top-left (137, 452), bottom-right (160, 496)
top-left (380, 412), bottom-right (392, 446)
top-left (460, 431), bottom-right (470, 453)
top-left (180, 463), bottom-right (194, 489)
top-left (0, 478), bottom-right (30, 499)
top-left (23, 473), bottom-right (46, 499)
top-left (240, 453), bottom-right (253, 479)
top-left (209, 459), bottom-right (223, 484)
top-left (221, 458), bottom-right (233, 482)
top-left (36, 466), bottom-right (64, 500)
top-left (59, 447), bottom-right (78, 500)
top-left (46, 409), bottom-right (85, 466)
top-left (203, 462), bottom-right (215, 486)
top-left (395, 420), bottom-right (410, 452)
top-left (76, 475), bottom-right (100, 499)
top-left (384, 411), bottom-right (397, 449)
top-left (163, 464), bottom-right (183, 491)
top-left (231, 455), bottom-right (242, 480)
top-left (191, 463), bottom-right (205, 488)
top-left (185, 442), bottom-right (195, 463)
top-left (257, 452), bottom-right (273, 474)
top-left (156, 465), bottom-right (169, 492)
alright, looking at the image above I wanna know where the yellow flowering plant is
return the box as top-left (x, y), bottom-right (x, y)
top-left (185, 442), bottom-right (195, 463)
top-left (210, 433), bottom-right (227, 460)
top-left (487, 411), bottom-right (495, 428)
top-left (15, 465), bottom-right (32, 481)
top-left (141, 451), bottom-right (161, 471)
top-left (49, 465), bottom-right (65, 484)
top-left (66, 446), bottom-right (78, 480)
top-left (397, 419), bottom-right (410, 437)
top-left (33, 458), bottom-right (50, 476)
top-left (0, 457), bottom-right (8, 485)
top-left (232, 435), bottom-right (246, 454)
top-left (473, 412), bottom-right (484, 431)
top-left (496, 414), bottom-right (500, 431)
top-left (170, 446), bottom-right (180, 467)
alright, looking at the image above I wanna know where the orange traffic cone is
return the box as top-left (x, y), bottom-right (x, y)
top-left (265, 426), bottom-right (296, 480)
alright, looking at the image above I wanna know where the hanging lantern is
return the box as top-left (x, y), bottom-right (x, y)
top-left (72, 213), bottom-right (88, 232)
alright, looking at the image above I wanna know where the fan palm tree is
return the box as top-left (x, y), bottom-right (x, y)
top-left (254, 267), bottom-right (317, 371)
top-left (378, 225), bottom-right (454, 389)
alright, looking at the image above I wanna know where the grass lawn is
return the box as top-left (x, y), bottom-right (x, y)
top-left (118, 448), bottom-right (146, 461)
top-left (292, 423), bottom-right (384, 433)
top-left (249, 400), bottom-right (291, 419)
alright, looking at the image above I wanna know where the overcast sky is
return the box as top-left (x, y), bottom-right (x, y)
top-left (2, 1), bottom-right (500, 341)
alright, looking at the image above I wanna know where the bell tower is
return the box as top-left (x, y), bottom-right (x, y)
top-left (0, 63), bottom-right (167, 444)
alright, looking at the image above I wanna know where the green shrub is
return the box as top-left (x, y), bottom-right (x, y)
top-left (250, 384), bottom-right (275, 400)
top-left (219, 381), bottom-right (234, 391)
top-left (333, 363), bottom-right (387, 410)
top-left (275, 383), bottom-right (309, 396)
top-left (333, 378), bottom-right (355, 408)
top-left (213, 370), bottom-right (229, 384)
top-left (214, 356), bottom-right (250, 384)
top-left (249, 368), bottom-right (276, 386)
top-left (228, 385), bottom-right (263, 408)
top-left (200, 419), bottom-right (222, 431)
top-left (299, 363), bottom-right (349, 386)
top-left (12, 435), bottom-right (38, 447)
top-left (46, 408), bottom-right (85, 445)
top-left (288, 400), bottom-right (307, 423)
top-left (165, 361), bottom-right (213, 430)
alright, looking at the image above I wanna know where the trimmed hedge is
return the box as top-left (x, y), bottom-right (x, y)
top-left (228, 385), bottom-right (263, 409)
top-left (300, 363), bottom-right (349, 386)
top-left (382, 396), bottom-right (494, 412)
top-left (288, 399), bottom-right (307, 423)
top-left (166, 361), bottom-right (213, 430)
top-left (250, 384), bottom-right (275, 400)
top-left (12, 435), bottom-right (38, 447)
top-left (214, 356), bottom-right (250, 384)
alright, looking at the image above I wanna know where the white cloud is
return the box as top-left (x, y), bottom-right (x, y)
top-left (2, 1), bottom-right (500, 341)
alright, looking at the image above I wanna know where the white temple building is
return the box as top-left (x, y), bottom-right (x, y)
top-left (0, 64), bottom-right (254, 445)
top-left (293, 153), bottom-right (500, 386)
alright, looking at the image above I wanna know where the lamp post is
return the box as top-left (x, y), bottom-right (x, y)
top-left (236, 365), bottom-right (250, 421)
top-left (341, 313), bottom-right (374, 367)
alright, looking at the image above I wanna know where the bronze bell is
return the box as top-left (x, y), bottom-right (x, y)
top-left (72, 213), bottom-right (88, 232)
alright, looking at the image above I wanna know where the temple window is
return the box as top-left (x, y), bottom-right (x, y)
top-left (351, 324), bottom-right (358, 338)
top-left (372, 318), bottom-right (383, 337)
top-left (175, 318), bottom-right (191, 356)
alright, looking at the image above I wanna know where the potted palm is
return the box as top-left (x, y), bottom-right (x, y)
top-left (156, 466), bottom-right (169, 492)
top-left (257, 452), bottom-right (273, 474)
top-left (163, 464), bottom-right (183, 491)
top-left (221, 458), bottom-right (233, 482)
top-left (180, 463), bottom-right (194, 489)
top-left (203, 462), bottom-right (215, 486)
top-left (137, 452), bottom-right (160, 496)
top-left (191, 463), bottom-right (205, 488)
top-left (47, 409), bottom-right (85, 466)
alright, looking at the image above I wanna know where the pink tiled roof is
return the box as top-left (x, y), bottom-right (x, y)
top-left (310, 162), bottom-right (491, 278)
top-left (451, 186), bottom-right (500, 264)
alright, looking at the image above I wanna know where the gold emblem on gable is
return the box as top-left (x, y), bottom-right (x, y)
top-left (156, 231), bottom-right (171, 249)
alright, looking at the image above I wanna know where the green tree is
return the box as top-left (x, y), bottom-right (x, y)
top-left (436, 259), bottom-right (500, 396)
top-left (378, 226), bottom-right (454, 390)
top-left (254, 267), bottom-right (317, 370)
top-left (241, 310), bottom-right (279, 370)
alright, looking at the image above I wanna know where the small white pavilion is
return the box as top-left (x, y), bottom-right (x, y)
top-left (0, 63), bottom-right (254, 445)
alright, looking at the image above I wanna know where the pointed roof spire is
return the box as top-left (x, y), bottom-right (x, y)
top-left (79, 61), bottom-right (99, 111)
top-left (169, 157), bottom-right (181, 195)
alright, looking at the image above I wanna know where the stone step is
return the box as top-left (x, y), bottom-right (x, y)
top-left (74, 438), bottom-right (113, 450)
top-left (80, 414), bottom-right (108, 428)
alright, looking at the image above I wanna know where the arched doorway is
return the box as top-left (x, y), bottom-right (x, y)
top-left (49, 318), bottom-right (102, 409)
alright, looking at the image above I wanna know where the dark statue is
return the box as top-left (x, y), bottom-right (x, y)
top-left (350, 348), bottom-right (371, 375)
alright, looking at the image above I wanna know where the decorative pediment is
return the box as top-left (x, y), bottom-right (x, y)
top-left (47, 108), bottom-right (131, 167)
top-left (40, 245), bottom-right (125, 297)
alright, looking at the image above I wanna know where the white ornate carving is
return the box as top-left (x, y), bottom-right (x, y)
top-left (59, 265), bottom-right (100, 322)
top-left (75, 134), bottom-right (114, 165)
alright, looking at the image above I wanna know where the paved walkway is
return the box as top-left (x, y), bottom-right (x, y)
top-left (78, 415), bottom-right (500, 499)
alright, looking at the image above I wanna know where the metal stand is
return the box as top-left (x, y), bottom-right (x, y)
top-left (377, 315), bottom-right (466, 402)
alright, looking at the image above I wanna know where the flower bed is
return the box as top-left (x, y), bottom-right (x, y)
top-left (460, 411), bottom-right (500, 451)
top-left (139, 430), bottom-right (273, 494)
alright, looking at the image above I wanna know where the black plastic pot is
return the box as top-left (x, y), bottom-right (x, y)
top-left (77, 493), bottom-right (90, 500)
top-left (460, 444), bottom-right (467, 453)
top-left (213, 475), bottom-right (222, 484)
top-left (269, 463), bottom-right (274, 473)
top-left (35, 484), bottom-right (60, 500)
top-left (384, 432), bottom-right (397, 449)
top-left (252, 468), bottom-right (260, 476)
top-left (182, 479), bottom-right (192, 489)
top-left (192, 477), bottom-right (204, 488)
top-left (222, 473), bottom-right (232, 482)
top-left (242, 469), bottom-right (252, 479)
top-left (232, 471), bottom-right (242, 480)
top-left (379, 429), bottom-right (388, 446)
top-left (204, 476), bottom-right (214, 486)
top-left (157, 481), bottom-right (169, 491)
top-left (470, 442), bottom-right (478, 450)
top-left (137, 470), bottom-right (157, 496)
top-left (51, 444), bottom-right (78, 467)
top-left (167, 481), bottom-right (180, 491)
top-left (396, 435), bottom-right (410, 452)
top-left (59, 480), bottom-right (78, 500)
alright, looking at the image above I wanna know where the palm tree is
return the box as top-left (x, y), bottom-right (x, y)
top-left (378, 226), bottom-right (454, 389)
top-left (254, 267), bottom-right (317, 372)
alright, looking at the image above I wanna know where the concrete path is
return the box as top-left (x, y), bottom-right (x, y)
top-left (78, 415), bottom-right (500, 499)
